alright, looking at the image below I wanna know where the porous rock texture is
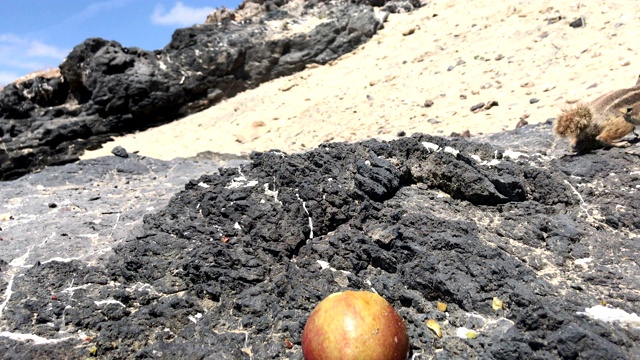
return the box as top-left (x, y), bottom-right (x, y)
top-left (1, 123), bottom-right (639, 359)
top-left (0, 0), bottom-right (419, 180)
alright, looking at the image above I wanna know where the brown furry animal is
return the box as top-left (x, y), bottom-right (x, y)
top-left (554, 77), bottom-right (640, 152)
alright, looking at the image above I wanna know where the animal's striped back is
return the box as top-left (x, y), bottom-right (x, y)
top-left (590, 86), bottom-right (640, 119)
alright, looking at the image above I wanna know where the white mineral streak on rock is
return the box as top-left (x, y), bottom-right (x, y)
top-left (0, 331), bottom-right (74, 345)
top-left (503, 150), bottom-right (528, 160)
top-left (422, 142), bottom-right (440, 152)
top-left (578, 305), bottom-right (640, 327)
top-left (444, 146), bottom-right (459, 156)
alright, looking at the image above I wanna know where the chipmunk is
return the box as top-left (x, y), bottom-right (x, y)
top-left (553, 76), bottom-right (640, 152)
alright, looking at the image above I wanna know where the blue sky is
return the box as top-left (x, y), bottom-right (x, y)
top-left (0, 0), bottom-right (242, 85)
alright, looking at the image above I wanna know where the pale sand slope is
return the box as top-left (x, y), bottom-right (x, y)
top-left (82, 0), bottom-right (640, 160)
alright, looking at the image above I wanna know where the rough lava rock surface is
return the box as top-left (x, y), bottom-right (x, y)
top-left (1, 123), bottom-right (639, 359)
top-left (0, 0), bottom-right (413, 180)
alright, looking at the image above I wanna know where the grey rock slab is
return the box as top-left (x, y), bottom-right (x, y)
top-left (0, 153), bottom-right (249, 267)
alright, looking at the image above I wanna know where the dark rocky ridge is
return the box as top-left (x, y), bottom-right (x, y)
top-left (0, 0), bottom-right (420, 180)
top-left (1, 123), bottom-right (639, 359)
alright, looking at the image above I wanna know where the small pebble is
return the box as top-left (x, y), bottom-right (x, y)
top-left (484, 100), bottom-right (499, 110)
top-left (530, 98), bottom-right (540, 104)
top-left (402, 27), bottom-right (416, 36)
top-left (569, 16), bottom-right (585, 28)
top-left (397, 130), bottom-right (406, 137)
top-left (515, 119), bottom-right (528, 129)
top-left (450, 130), bottom-right (471, 138)
top-left (470, 103), bottom-right (485, 112)
top-left (111, 146), bottom-right (129, 158)
top-left (424, 99), bottom-right (434, 107)
top-left (546, 16), bottom-right (562, 25)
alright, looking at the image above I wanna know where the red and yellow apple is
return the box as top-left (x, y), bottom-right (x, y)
top-left (302, 290), bottom-right (409, 360)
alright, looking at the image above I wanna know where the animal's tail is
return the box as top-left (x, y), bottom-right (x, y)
top-left (554, 103), bottom-right (593, 138)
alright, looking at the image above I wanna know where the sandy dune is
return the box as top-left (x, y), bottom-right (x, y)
top-left (82, 0), bottom-right (640, 160)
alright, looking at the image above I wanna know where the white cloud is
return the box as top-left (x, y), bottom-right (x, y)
top-left (0, 34), bottom-right (21, 43)
top-left (0, 34), bottom-right (69, 86)
top-left (0, 34), bottom-right (69, 64)
top-left (151, 2), bottom-right (215, 26)
top-left (66, 0), bottom-right (133, 24)
top-left (27, 41), bottom-right (69, 59)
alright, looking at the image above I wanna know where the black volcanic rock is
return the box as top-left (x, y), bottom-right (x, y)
top-left (0, 0), bottom-right (406, 180)
top-left (1, 125), bottom-right (639, 359)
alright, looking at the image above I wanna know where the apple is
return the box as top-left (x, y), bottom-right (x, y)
top-left (302, 290), bottom-right (409, 360)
